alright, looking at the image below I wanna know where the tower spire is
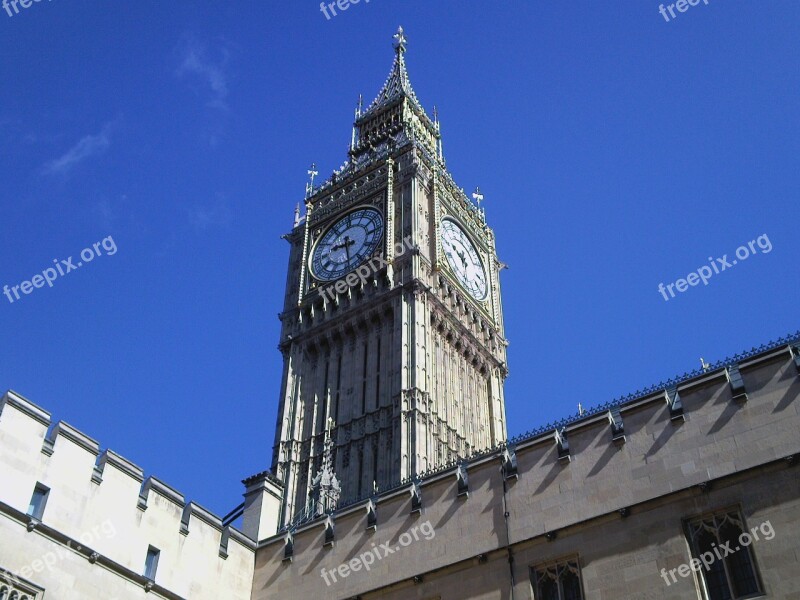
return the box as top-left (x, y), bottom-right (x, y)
top-left (361, 26), bottom-right (422, 116)
top-left (348, 26), bottom-right (440, 162)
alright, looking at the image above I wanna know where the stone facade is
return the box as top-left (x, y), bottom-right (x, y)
top-left (251, 340), bottom-right (800, 599)
top-left (0, 391), bottom-right (256, 600)
top-left (3, 336), bottom-right (798, 600)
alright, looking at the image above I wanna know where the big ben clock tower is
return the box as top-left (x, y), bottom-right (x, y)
top-left (271, 28), bottom-right (508, 528)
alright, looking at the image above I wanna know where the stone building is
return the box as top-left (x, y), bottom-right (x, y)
top-left (0, 389), bottom-right (256, 599)
top-left (2, 27), bottom-right (799, 600)
top-left (270, 25), bottom-right (508, 530)
top-left (253, 335), bottom-right (800, 599)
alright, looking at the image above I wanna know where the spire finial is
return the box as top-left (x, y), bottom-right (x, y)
top-left (352, 96), bottom-right (362, 151)
top-left (393, 26), bottom-right (407, 55)
top-left (472, 187), bottom-right (484, 207)
top-left (305, 163), bottom-right (318, 198)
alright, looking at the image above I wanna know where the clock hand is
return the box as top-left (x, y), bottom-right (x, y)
top-left (343, 236), bottom-right (351, 262)
top-left (446, 251), bottom-right (465, 276)
top-left (332, 236), bottom-right (356, 251)
top-left (332, 235), bottom-right (356, 263)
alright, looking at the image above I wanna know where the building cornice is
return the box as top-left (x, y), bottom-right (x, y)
top-left (0, 390), bottom-right (51, 426)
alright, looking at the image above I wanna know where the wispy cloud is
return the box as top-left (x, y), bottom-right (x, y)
top-left (93, 193), bottom-right (146, 236)
top-left (42, 123), bottom-right (112, 175)
top-left (176, 36), bottom-right (231, 111)
top-left (186, 195), bottom-right (232, 232)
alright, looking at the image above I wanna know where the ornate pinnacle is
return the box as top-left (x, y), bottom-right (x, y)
top-left (352, 97), bottom-right (361, 151)
top-left (293, 203), bottom-right (301, 227)
top-left (472, 187), bottom-right (484, 206)
top-left (305, 163), bottom-right (318, 198)
top-left (307, 416), bottom-right (340, 516)
top-left (393, 26), bottom-right (407, 54)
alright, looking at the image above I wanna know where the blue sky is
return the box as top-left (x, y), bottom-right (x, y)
top-left (1, 1), bottom-right (797, 517)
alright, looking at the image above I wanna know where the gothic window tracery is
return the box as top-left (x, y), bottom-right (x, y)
top-left (685, 510), bottom-right (763, 600)
top-left (0, 577), bottom-right (41, 600)
top-left (532, 559), bottom-right (584, 600)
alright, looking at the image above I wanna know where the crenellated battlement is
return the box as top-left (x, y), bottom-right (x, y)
top-left (0, 391), bottom-right (257, 600)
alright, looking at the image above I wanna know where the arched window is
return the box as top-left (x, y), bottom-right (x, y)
top-left (695, 528), bottom-right (731, 600)
top-left (538, 577), bottom-right (559, 600)
top-left (687, 510), bottom-right (763, 600)
top-left (532, 559), bottom-right (585, 600)
top-left (720, 521), bottom-right (759, 596)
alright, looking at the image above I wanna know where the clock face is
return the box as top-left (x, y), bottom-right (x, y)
top-left (441, 218), bottom-right (488, 301)
top-left (311, 208), bottom-right (384, 281)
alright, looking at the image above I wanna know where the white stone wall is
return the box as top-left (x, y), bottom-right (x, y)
top-left (0, 391), bottom-right (255, 600)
